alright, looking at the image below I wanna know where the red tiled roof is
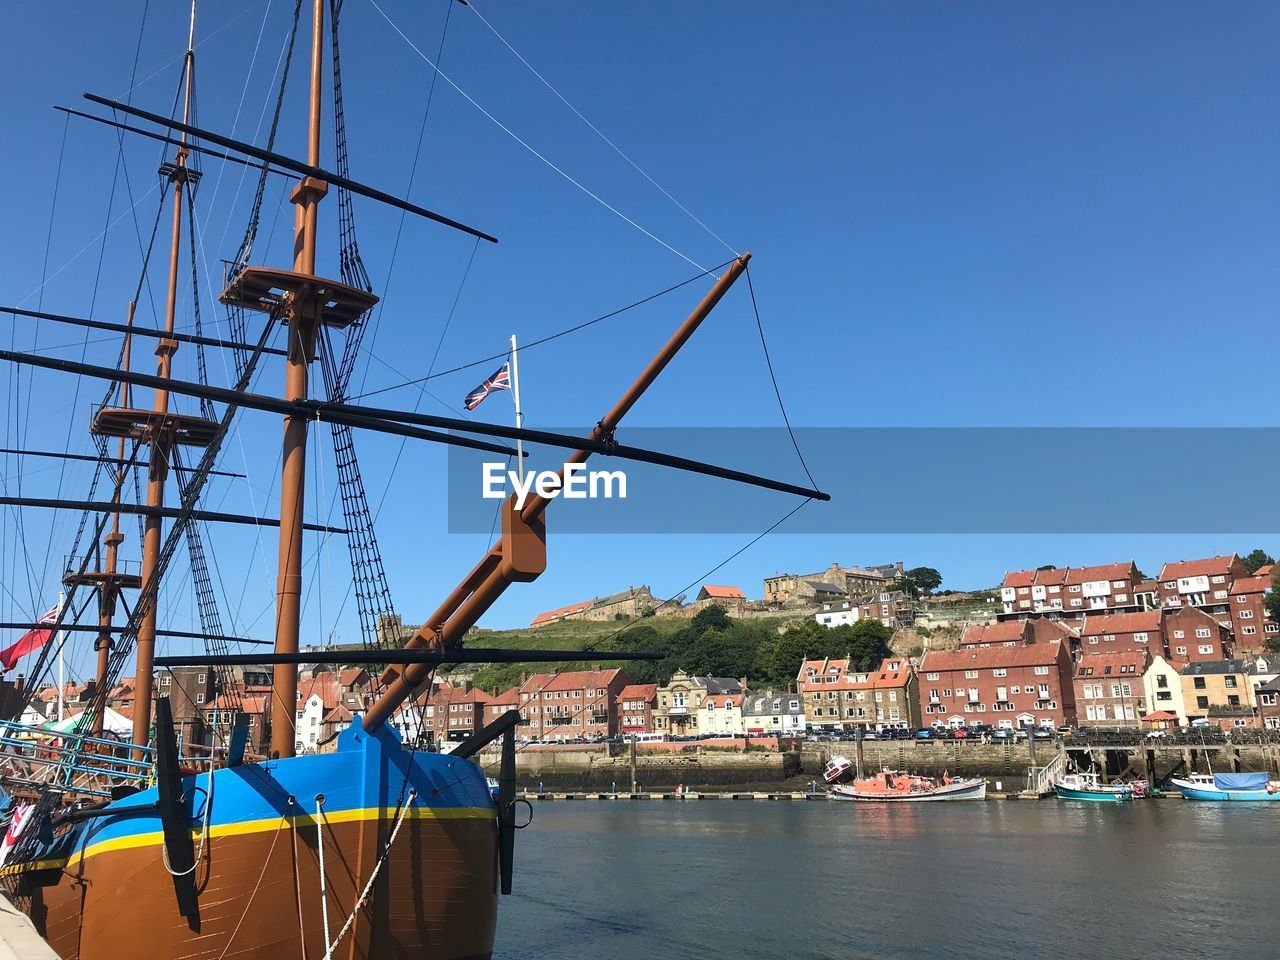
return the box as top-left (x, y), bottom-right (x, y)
top-left (323, 704), bottom-right (355, 724)
top-left (1075, 650), bottom-right (1147, 677)
top-left (616, 683), bottom-right (658, 702)
top-left (487, 688), bottom-right (521, 708)
top-left (1033, 568), bottom-right (1069, 586)
top-left (1230, 576), bottom-right (1271, 596)
top-left (1002, 570), bottom-right (1037, 588)
top-left (871, 658), bottom-right (912, 688)
top-left (1080, 610), bottom-right (1162, 636)
top-left (538, 668), bottom-right (622, 693)
top-left (297, 676), bottom-right (338, 710)
top-left (432, 684), bottom-right (492, 706)
top-left (1255, 564), bottom-right (1274, 578)
top-left (1143, 710), bottom-right (1178, 722)
top-left (796, 658), bottom-right (877, 689)
top-left (1159, 555), bottom-right (1239, 581)
top-left (1065, 562), bottom-right (1138, 585)
top-left (338, 668), bottom-right (365, 687)
top-left (960, 621), bottom-right (1026, 646)
top-left (700, 584), bottom-right (746, 600)
top-left (921, 643), bottom-right (1064, 672)
top-left (531, 600), bottom-right (593, 626)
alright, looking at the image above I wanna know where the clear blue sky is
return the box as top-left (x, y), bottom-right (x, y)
top-left (1, 2), bottom-right (1276, 685)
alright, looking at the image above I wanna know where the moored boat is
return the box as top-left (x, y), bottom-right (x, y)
top-left (1171, 772), bottom-right (1280, 801)
top-left (830, 769), bottom-right (986, 802)
top-left (1053, 772), bottom-right (1144, 802)
top-left (822, 755), bottom-right (855, 785)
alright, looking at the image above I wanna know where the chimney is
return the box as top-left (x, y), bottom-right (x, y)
top-left (462, 680), bottom-right (473, 694)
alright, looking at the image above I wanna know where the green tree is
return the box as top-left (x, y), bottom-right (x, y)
top-left (690, 603), bottom-right (732, 634)
top-left (891, 566), bottom-right (943, 598)
top-left (1243, 548), bottom-right (1275, 575)
top-left (768, 620), bottom-right (827, 686)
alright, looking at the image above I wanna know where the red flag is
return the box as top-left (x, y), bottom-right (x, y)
top-left (1, 605), bottom-right (58, 672)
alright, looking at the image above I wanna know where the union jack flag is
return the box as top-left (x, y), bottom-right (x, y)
top-left (463, 362), bottom-right (511, 411)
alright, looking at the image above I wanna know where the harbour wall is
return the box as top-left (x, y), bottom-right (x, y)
top-left (478, 741), bottom-right (1280, 791)
top-left (478, 745), bottom-right (801, 790)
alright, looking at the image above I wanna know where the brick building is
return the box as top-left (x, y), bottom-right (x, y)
top-left (959, 617), bottom-right (1078, 651)
top-left (1078, 611), bottom-right (1163, 657)
top-left (918, 641), bottom-right (1077, 729)
top-left (615, 683), bottom-right (658, 735)
top-left (429, 682), bottom-right (492, 745)
top-left (516, 668), bottom-right (628, 740)
top-left (1162, 606), bottom-right (1233, 665)
top-left (1255, 677), bottom-right (1280, 730)
top-left (797, 657), bottom-right (919, 732)
top-left (1157, 555), bottom-right (1249, 617)
top-left (1228, 574), bottom-right (1278, 652)
top-left (1073, 651), bottom-right (1148, 726)
top-left (1000, 562), bottom-right (1146, 622)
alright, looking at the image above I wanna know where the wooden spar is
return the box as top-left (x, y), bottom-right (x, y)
top-left (522, 253), bottom-right (754, 523)
top-left (271, 0), bottom-right (325, 759)
top-left (0, 498), bottom-right (349, 534)
top-left (0, 350), bottom-right (827, 500)
top-left (81, 94), bottom-right (500, 245)
top-left (0, 349), bottom-right (521, 459)
top-left (0, 622), bottom-right (272, 645)
top-left (54, 105), bottom-right (299, 181)
top-left (1, 304), bottom-right (289, 356)
top-left (0, 447), bottom-right (245, 479)
top-left (131, 28), bottom-right (198, 759)
top-left (361, 255), bottom-right (754, 733)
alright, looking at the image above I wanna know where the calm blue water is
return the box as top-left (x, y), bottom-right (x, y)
top-left (494, 800), bottom-right (1280, 959)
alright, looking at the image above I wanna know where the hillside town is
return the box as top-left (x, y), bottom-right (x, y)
top-left (13, 551), bottom-right (1277, 756)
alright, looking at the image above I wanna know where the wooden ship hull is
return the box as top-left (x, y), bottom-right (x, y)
top-left (3, 725), bottom-right (499, 960)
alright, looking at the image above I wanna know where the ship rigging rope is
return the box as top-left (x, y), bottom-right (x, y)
top-left (316, 796), bottom-right (333, 958)
top-left (462, 0), bottom-right (741, 260)
top-left (365, 0), bottom-right (716, 274)
top-left (348, 257), bottom-right (736, 403)
top-left (745, 264), bottom-right (818, 489)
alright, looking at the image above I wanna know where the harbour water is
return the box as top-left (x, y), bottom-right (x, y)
top-left (496, 801), bottom-right (1280, 959)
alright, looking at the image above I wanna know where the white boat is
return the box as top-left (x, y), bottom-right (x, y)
top-left (1171, 772), bottom-right (1280, 801)
top-left (822, 755), bottom-right (855, 785)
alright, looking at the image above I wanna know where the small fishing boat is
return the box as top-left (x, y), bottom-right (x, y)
top-left (822, 755), bottom-right (855, 785)
top-left (830, 769), bottom-right (986, 802)
top-left (1170, 772), bottom-right (1280, 801)
top-left (1053, 772), bottom-right (1143, 802)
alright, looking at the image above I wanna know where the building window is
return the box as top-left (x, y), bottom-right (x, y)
top-left (993, 669), bottom-right (1007, 678)
top-left (1034, 666), bottom-right (1049, 676)
top-left (1176, 647), bottom-right (1187, 656)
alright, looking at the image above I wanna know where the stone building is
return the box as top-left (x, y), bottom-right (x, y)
top-left (529, 586), bottom-right (658, 627)
top-left (763, 562), bottom-right (903, 606)
top-left (652, 671), bottom-right (746, 737)
top-left (615, 683), bottom-right (658, 736)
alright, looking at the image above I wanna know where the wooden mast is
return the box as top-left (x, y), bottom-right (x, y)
top-left (361, 254), bottom-right (752, 733)
top-left (130, 5), bottom-right (198, 757)
top-left (91, 302), bottom-right (134, 737)
top-left (270, 0), bottom-right (327, 759)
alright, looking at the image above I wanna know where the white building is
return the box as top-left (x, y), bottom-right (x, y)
top-left (1142, 655), bottom-right (1188, 725)
top-left (698, 693), bottom-right (746, 735)
top-left (740, 691), bottom-right (806, 736)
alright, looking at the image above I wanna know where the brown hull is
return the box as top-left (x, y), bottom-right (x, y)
top-left (15, 811), bottom-right (497, 960)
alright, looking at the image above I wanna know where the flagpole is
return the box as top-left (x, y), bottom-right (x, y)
top-left (57, 591), bottom-right (66, 723)
top-left (509, 334), bottom-right (525, 487)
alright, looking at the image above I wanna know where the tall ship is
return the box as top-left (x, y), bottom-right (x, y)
top-left (0, 3), bottom-right (825, 957)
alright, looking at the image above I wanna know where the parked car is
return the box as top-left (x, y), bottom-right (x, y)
top-left (1031, 728), bottom-right (1054, 741)
top-left (989, 729), bottom-right (1016, 742)
top-left (951, 727), bottom-right (968, 739)
top-left (859, 729), bottom-right (879, 741)
top-left (915, 728), bottom-right (935, 740)
top-left (891, 728), bottom-right (914, 740)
